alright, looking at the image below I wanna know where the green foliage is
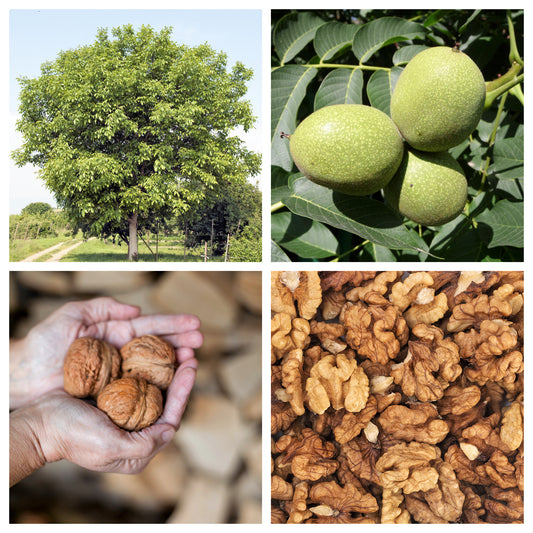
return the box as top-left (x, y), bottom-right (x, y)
top-left (13, 24), bottom-right (261, 257)
top-left (228, 218), bottom-right (262, 262)
top-left (176, 179), bottom-right (261, 253)
top-left (20, 202), bottom-right (53, 216)
top-left (10, 209), bottom-right (68, 240)
top-left (271, 9), bottom-right (523, 262)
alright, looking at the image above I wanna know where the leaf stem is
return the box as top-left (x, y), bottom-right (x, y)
top-left (273, 63), bottom-right (391, 72)
top-left (333, 240), bottom-right (369, 261)
top-left (485, 73), bottom-right (524, 109)
top-left (271, 201), bottom-right (284, 213)
top-left (509, 83), bottom-right (524, 106)
top-left (480, 91), bottom-right (508, 189)
top-left (507, 10), bottom-right (523, 65)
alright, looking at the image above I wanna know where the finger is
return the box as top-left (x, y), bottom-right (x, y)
top-left (115, 422), bottom-right (176, 467)
top-left (64, 297), bottom-right (141, 327)
top-left (158, 359), bottom-right (198, 429)
top-left (128, 314), bottom-right (202, 338)
top-left (166, 330), bottom-right (204, 350)
top-left (176, 347), bottom-right (196, 364)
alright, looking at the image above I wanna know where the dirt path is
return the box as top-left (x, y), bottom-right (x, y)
top-left (20, 241), bottom-right (69, 262)
top-left (20, 239), bottom-right (89, 262)
top-left (45, 240), bottom-right (86, 262)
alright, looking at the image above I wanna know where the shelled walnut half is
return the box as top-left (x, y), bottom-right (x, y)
top-left (271, 271), bottom-right (524, 524)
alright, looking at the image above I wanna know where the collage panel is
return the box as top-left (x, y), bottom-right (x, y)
top-left (9, 270), bottom-right (262, 523)
top-left (271, 9), bottom-right (523, 262)
top-left (10, 9), bottom-right (262, 264)
top-left (270, 270), bottom-right (524, 523)
top-left (8, 8), bottom-right (265, 525)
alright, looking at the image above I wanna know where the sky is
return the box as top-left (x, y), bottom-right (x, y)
top-left (9, 8), bottom-right (263, 214)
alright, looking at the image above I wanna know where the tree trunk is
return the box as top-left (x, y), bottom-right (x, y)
top-left (128, 213), bottom-right (139, 262)
top-left (156, 221), bottom-right (159, 262)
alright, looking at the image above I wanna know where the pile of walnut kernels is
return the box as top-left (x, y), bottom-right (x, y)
top-left (271, 271), bottom-right (523, 524)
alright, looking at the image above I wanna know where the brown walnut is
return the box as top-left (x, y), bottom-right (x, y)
top-left (63, 337), bottom-right (121, 398)
top-left (97, 377), bottom-right (163, 431)
top-left (121, 335), bottom-right (176, 390)
top-left (271, 271), bottom-right (524, 524)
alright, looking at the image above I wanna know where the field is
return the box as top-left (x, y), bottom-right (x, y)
top-left (10, 233), bottom-right (226, 262)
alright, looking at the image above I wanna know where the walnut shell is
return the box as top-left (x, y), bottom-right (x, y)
top-left (63, 337), bottom-right (121, 398)
top-left (120, 335), bottom-right (176, 390)
top-left (96, 377), bottom-right (163, 431)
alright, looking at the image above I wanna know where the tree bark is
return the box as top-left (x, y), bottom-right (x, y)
top-left (127, 213), bottom-right (139, 262)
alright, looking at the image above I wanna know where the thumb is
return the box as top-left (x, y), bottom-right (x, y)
top-left (126, 422), bottom-right (176, 458)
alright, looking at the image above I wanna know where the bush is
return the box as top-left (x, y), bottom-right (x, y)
top-left (10, 214), bottom-right (58, 240)
top-left (20, 202), bottom-right (53, 217)
top-left (271, 9), bottom-right (523, 262)
top-left (229, 223), bottom-right (262, 262)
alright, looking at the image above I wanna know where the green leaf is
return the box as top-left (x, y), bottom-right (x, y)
top-left (427, 215), bottom-right (481, 260)
top-left (284, 175), bottom-right (429, 254)
top-left (271, 239), bottom-right (291, 262)
top-left (314, 21), bottom-right (360, 61)
top-left (392, 44), bottom-right (429, 65)
top-left (495, 178), bottom-right (523, 201)
top-left (423, 10), bottom-right (452, 27)
top-left (352, 17), bottom-right (428, 64)
top-left (475, 199), bottom-right (523, 249)
top-left (271, 66), bottom-right (318, 171)
top-left (489, 136), bottom-right (524, 180)
top-left (271, 166), bottom-right (291, 205)
top-left (458, 10), bottom-right (482, 34)
top-left (272, 211), bottom-right (340, 259)
top-left (362, 241), bottom-right (398, 261)
top-left (273, 12), bottom-right (326, 65)
top-left (314, 68), bottom-right (363, 110)
top-left (366, 67), bottom-right (403, 115)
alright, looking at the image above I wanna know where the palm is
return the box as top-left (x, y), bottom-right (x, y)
top-left (11, 297), bottom-right (202, 408)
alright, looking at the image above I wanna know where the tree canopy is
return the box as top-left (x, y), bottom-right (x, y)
top-left (12, 24), bottom-right (261, 260)
top-left (20, 202), bottom-right (53, 216)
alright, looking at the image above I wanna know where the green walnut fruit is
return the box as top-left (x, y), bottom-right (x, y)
top-left (288, 104), bottom-right (404, 196)
top-left (384, 149), bottom-right (468, 226)
top-left (391, 46), bottom-right (486, 152)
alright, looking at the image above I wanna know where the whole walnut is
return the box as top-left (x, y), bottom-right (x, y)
top-left (120, 335), bottom-right (176, 390)
top-left (97, 377), bottom-right (163, 431)
top-left (63, 337), bottom-right (121, 398)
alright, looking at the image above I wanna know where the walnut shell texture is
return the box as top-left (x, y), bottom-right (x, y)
top-left (97, 377), bottom-right (163, 431)
top-left (120, 335), bottom-right (176, 390)
top-left (63, 337), bottom-right (121, 398)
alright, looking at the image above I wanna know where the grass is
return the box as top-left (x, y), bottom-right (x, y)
top-left (58, 236), bottom-right (224, 262)
top-left (10, 232), bottom-right (227, 262)
top-left (9, 235), bottom-right (76, 262)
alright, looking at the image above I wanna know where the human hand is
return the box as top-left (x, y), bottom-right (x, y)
top-left (10, 297), bottom-right (203, 410)
top-left (11, 357), bottom-right (196, 481)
